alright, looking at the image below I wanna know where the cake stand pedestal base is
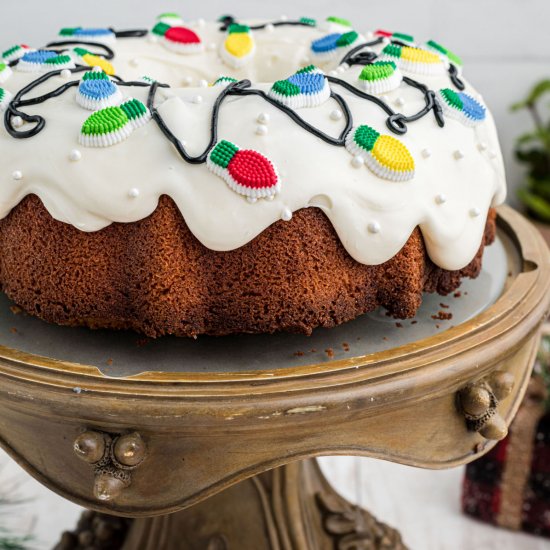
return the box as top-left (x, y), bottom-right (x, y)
top-left (55, 459), bottom-right (406, 550)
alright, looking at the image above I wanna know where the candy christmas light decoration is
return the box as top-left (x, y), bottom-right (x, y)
top-left (72, 47), bottom-right (115, 75)
top-left (321, 16), bottom-right (353, 33)
top-left (221, 24), bottom-right (255, 68)
top-left (17, 50), bottom-right (75, 73)
top-left (156, 12), bottom-right (184, 26)
top-left (310, 30), bottom-right (363, 62)
top-left (0, 87), bottom-right (12, 110)
top-left (2, 44), bottom-right (31, 63)
top-left (76, 69), bottom-right (123, 111)
top-left (375, 30), bottom-right (416, 46)
top-left (269, 65), bottom-right (330, 108)
top-left (0, 63), bottom-right (12, 84)
top-left (213, 76), bottom-right (238, 87)
top-left (207, 140), bottom-right (281, 200)
top-left (437, 88), bottom-right (486, 126)
top-left (79, 98), bottom-right (150, 147)
top-left (358, 61), bottom-right (403, 94)
top-left (379, 43), bottom-right (445, 76)
top-left (345, 125), bottom-right (415, 182)
top-left (58, 27), bottom-right (116, 45)
top-left (425, 40), bottom-right (463, 70)
top-left (163, 26), bottom-right (203, 54)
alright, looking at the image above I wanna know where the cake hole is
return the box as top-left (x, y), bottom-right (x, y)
top-left (308, 194), bottom-right (333, 211)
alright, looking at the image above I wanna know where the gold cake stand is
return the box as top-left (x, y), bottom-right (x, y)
top-left (0, 206), bottom-right (548, 550)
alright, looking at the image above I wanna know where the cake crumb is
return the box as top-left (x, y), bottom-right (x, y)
top-left (136, 338), bottom-right (149, 347)
top-left (9, 327), bottom-right (17, 334)
top-left (439, 303), bottom-right (449, 309)
top-left (293, 351), bottom-right (305, 357)
top-left (411, 320), bottom-right (418, 325)
top-left (453, 291), bottom-right (462, 298)
top-left (432, 311), bottom-right (453, 321)
top-left (342, 342), bottom-right (350, 352)
top-left (464, 291), bottom-right (468, 295)
top-left (310, 349), bottom-right (317, 353)
top-left (395, 322), bottom-right (403, 328)
top-left (9, 305), bottom-right (22, 315)
top-left (325, 348), bottom-right (334, 359)
top-left (382, 336), bottom-right (388, 341)
top-left (436, 324), bottom-right (440, 329)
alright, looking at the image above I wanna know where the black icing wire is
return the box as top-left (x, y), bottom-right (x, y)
top-left (4, 65), bottom-right (89, 138)
top-left (218, 16), bottom-right (315, 32)
top-left (110, 28), bottom-right (149, 38)
top-left (147, 79), bottom-right (353, 166)
top-left (339, 39), bottom-right (384, 67)
top-left (45, 40), bottom-right (115, 60)
top-left (5, 18), bottom-right (461, 161)
top-left (449, 64), bottom-right (465, 91)
top-left (326, 75), bottom-right (408, 135)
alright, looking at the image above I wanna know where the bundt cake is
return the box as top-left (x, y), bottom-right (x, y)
top-left (0, 15), bottom-right (506, 337)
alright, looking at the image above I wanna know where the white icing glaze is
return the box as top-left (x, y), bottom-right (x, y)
top-left (0, 20), bottom-right (506, 270)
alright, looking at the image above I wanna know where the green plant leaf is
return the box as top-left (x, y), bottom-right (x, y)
top-left (511, 79), bottom-right (550, 110)
top-left (517, 188), bottom-right (550, 222)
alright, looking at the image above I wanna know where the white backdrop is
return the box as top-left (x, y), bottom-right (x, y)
top-left (2, 0), bottom-right (550, 206)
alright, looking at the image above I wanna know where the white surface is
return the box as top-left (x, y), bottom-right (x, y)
top-left (1, 451), bottom-right (547, 549)
top-left (1, 1), bottom-right (549, 208)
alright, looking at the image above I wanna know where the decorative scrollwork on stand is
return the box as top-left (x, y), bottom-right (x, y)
top-left (457, 371), bottom-right (515, 441)
top-left (316, 490), bottom-right (407, 549)
top-left (73, 430), bottom-right (147, 502)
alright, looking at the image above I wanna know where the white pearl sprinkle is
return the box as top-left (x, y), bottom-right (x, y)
top-left (196, 18), bottom-right (205, 27)
top-left (478, 142), bottom-right (488, 152)
top-left (337, 65), bottom-right (347, 74)
top-left (198, 79), bottom-right (209, 88)
top-left (192, 94), bottom-right (203, 104)
top-left (351, 155), bottom-right (364, 168)
top-left (421, 148), bottom-right (432, 159)
top-left (12, 170), bottom-right (22, 181)
top-left (60, 69), bottom-right (72, 79)
top-left (208, 42), bottom-right (217, 51)
top-left (368, 221), bottom-right (381, 234)
top-left (280, 15), bottom-right (288, 21)
top-left (328, 70), bottom-right (338, 77)
top-left (330, 109), bottom-right (343, 121)
top-left (129, 58), bottom-right (139, 67)
top-left (395, 97), bottom-right (406, 107)
top-left (365, 31), bottom-right (374, 39)
top-left (454, 149), bottom-right (465, 160)
top-left (300, 56), bottom-right (310, 65)
top-left (489, 150), bottom-right (497, 159)
top-left (247, 196), bottom-right (258, 204)
top-left (183, 76), bottom-right (193, 86)
top-left (265, 23), bottom-right (275, 32)
top-left (147, 34), bottom-right (158, 43)
top-left (128, 188), bottom-right (140, 198)
top-left (470, 207), bottom-right (481, 218)
top-left (257, 112), bottom-right (270, 124)
top-left (281, 207), bottom-right (293, 221)
top-left (69, 149), bottom-right (82, 162)
top-left (435, 193), bottom-right (447, 205)
top-left (255, 124), bottom-right (268, 136)
top-left (12, 116), bottom-right (23, 128)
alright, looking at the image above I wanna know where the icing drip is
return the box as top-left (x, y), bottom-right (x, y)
top-left (0, 17), bottom-right (506, 271)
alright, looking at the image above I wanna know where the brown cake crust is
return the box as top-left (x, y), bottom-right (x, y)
top-left (0, 195), bottom-right (496, 338)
